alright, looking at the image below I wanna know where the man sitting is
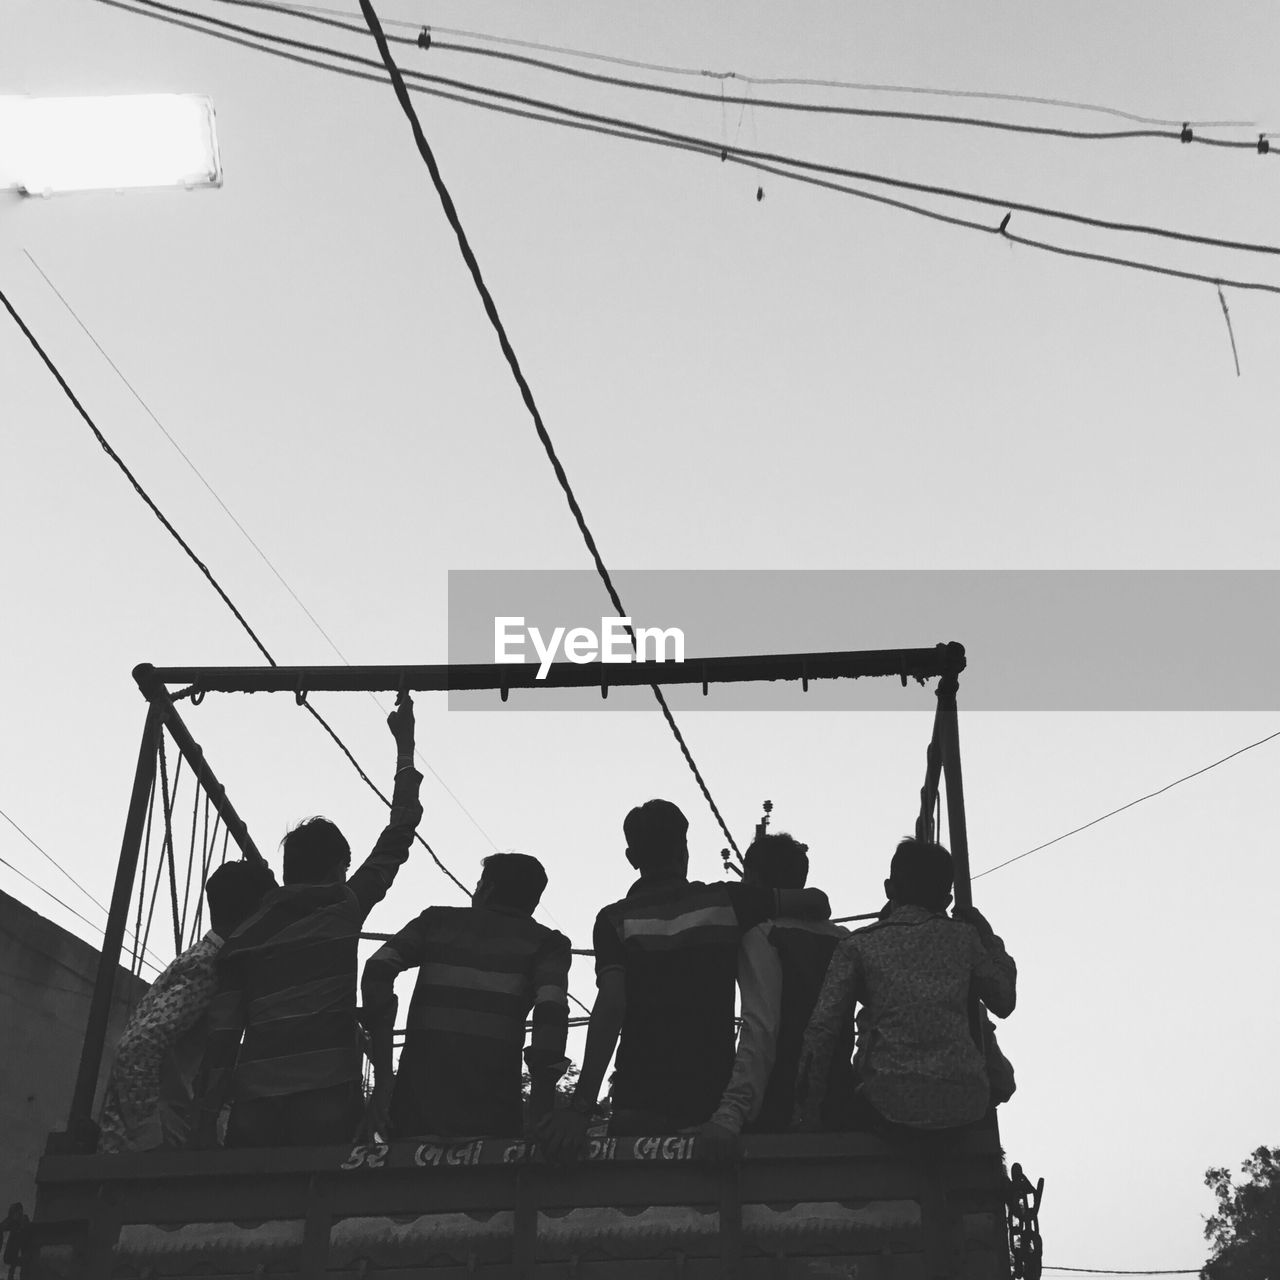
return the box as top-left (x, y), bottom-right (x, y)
top-left (360, 852), bottom-right (571, 1138)
top-left (794, 838), bottom-right (1016, 1133)
top-left (193, 692), bottom-right (422, 1147)
top-left (97, 858), bottom-right (276, 1153)
top-left (701, 832), bottom-right (852, 1152)
top-left (539, 799), bottom-right (830, 1160)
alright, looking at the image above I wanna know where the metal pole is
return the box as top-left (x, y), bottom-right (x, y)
top-left (134, 668), bottom-right (265, 867)
top-left (915, 695), bottom-right (947, 842)
top-left (67, 701), bottom-right (162, 1138)
top-left (937, 674), bottom-right (972, 911)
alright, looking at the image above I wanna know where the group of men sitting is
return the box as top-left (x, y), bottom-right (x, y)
top-left (96, 690), bottom-right (1017, 1156)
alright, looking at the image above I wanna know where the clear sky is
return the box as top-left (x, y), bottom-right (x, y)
top-left (4, 0), bottom-right (1280, 1271)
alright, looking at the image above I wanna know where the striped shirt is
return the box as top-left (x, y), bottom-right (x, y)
top-left (593, 877), bottom-right (778, 1125)
top-left (798, 904), bottom-right (1017, 1130)
top-left (201, 768), bottom-right (423, 1104)
top-left (362, 905), bottom-right (570, 1136)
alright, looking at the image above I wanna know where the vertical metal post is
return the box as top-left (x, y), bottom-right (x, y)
top-left (937, 675), bottom-right (972, 911)
top-left (915, 695), bottom-right (947, 842)
top-left (67, 701), bottom-right (162, 1136)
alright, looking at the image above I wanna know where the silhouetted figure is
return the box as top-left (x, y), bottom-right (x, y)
top-left (0, 1203), bottom-right (27, 1280)
top-left (360, 852), bottom-right (570, 1138)
top-left (794, 838), bottom-right (1016, 1133)
top-left (539, 799), bottom-right (830, 1160)
top-left (193, 692), bottom-right (422, 1148)
top-left (701, 833), bottom-right (852, 1154)
top-left (97, 859), bottom-right (276, 1153)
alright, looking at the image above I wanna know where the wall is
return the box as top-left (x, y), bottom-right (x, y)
top-left (0, 887), bottom-right (150, 1212)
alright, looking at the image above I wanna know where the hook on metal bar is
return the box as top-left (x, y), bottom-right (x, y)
top-left (500, 686), bottom-right (509, 703)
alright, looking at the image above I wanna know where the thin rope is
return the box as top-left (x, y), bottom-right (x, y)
top-left (973, 726), bottom-right (1280, 880)
top-left (355, 0), bottom-right (743, 859)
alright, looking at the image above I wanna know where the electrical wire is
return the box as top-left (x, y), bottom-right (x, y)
top-left (1043, 1270), bottom-right (1201, 1276)
top-left (101, 0), bottom-right (1280, 271)
top-left (191, 0), bottom-right (1261, 130)
top-left (355, 0), bottom-right (744, 863)
top-left (1, 801), bottom-right (169, 972)
top-left (973, 726), bottom-right (1280, 880)
top-left (0, 281), bottom-right (473, 902)
top-left (192, 0), bottom-right (1272, 155)
top-left (22, 249), bottom-right (499, 855)
top-left (0, 850), bottom-right (162, 976)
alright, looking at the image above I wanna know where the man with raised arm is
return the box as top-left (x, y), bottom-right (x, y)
top-left (538, 799), bottom-right (830, 1161)
top-left (697, 832), bottom-right (853, 1157)
top-left (793, 837), bottom-right (1016, 1134)
top-left (192, 691), bottom-right (422, 1148)
top-left (360, 852), bottom-right (571, 1139)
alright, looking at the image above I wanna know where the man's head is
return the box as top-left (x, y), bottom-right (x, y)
top-left (205, 859), bottom-right (276, 937)
top-left (280, 817), bottom-right (351, 886)
top-left (885, 837), bottom-right (954, 911)
top-left (473, 852), bottom-right (548, 915)
top-left (743, 832), bottom-right (810, 889)
top-left (623, 799), bottom-right (689, 878)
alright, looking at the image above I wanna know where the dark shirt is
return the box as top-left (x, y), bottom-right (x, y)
top-left (201, 768), bottom-right (423, 1104)
top-left (362, 904), bottom-right (570, 1136)
top-left (593, 876), bottom-right (779, 1125)
top-left (754, 916), bottom-right (853, 1132)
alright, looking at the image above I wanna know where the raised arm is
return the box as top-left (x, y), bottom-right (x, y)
top-left (348, 692), bottom-right (424, 918)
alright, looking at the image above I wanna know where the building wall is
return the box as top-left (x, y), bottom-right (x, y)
top-left (0, 887), bottom-right (150, 1212)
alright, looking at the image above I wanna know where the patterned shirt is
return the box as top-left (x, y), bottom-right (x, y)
top-left (593, 877), bottom-right (780, 1125)
top-left (797, 905), bottom-right (1016, 1130)
top-left (98, 931), bottom-right (223, 1153)
top-left (362, 904), bottom-right (571, 1137)
top-left (201, 768), bottom-right (423, 1104)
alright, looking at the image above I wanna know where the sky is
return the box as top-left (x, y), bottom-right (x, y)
top-left (4, 0), bottom-right (1280, 1270)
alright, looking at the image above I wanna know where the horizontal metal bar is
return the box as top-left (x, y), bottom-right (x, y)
top-left (137, 644), bottom-right (965, 697)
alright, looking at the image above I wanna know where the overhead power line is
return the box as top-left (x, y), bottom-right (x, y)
top-left (22, 249), bottom-right (500, 854)
top-left (194, 0), bottom-right (1273, 155)
top-left (0, 282), bottom-right (473, 902)
top-left (101, 0), bottom-right (1280, 285)
top-left (190, 0), bottom-right (1261, 130)
top-left (973, 726), bottom-right (1280, 880)
top-left (353, 0), bottom-right (744, 862)
top-left (1043, 1269), bottom-right (1201, 1276)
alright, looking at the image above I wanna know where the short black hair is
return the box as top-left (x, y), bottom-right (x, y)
top-left (206, 859), bottom-right (276, 936)
top-left (888, 838), bottom-right (953, 910)
top-left (743, 832), bottom-right (810, 890)
top-left (479, 852), bottom-right (548, 913)
top-left (281, 817), bottom-right (351, 885)
top-left (623, 799), bottom-right (688, 871)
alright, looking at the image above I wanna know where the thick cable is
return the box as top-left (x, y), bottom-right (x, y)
top-left (355, 0), bottom-right (743, 860)
top-left (106, 0), bottom-right (1280, 262)
top-left (1, 281), bottom-right (474, 902)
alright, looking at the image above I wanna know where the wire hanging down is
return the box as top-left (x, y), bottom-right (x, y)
top-left (98, 0), bottom-right (1280, 300)
top-left (0, 283), bottom-right (472, 902)
top-left (1216, 283), bottom-right (1242, 376)
top-left (354, 0), bottom-right (743, 863)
